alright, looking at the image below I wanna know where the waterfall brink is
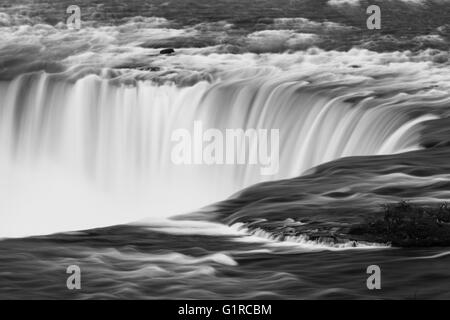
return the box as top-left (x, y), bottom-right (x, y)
top-left (0, 71), bottom-right (437, 237)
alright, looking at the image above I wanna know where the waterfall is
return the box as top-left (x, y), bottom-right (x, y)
top-left (0, 71), bottom-right (436, 237)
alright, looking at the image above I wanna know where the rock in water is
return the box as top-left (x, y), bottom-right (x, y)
top-left (160, 48), bottom-right (175, 55)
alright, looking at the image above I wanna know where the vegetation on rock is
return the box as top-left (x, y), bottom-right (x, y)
top-left (349, 201), bottom-right (450, 247)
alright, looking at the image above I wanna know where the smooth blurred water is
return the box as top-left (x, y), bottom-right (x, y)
top-left (0, 61), bottom-right (446, 237)
top-left (1, 221), bottom-right (449, 299)
top-left (1, 0), bottom-right (450, 300)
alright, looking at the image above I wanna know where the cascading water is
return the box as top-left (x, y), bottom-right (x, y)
top-left (2, 0), bottom-right (450, 300)
top-left (0, 69), bottom-right (437, 237)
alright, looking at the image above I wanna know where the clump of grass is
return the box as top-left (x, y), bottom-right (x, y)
top-left (349, 201), bottom-right (450, 247)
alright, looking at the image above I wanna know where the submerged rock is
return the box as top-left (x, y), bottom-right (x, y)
top-left (115, 63), bottom-right (160, 72)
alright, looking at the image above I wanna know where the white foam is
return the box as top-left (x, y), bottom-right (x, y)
top-left (231, 223), bottom-right (390, 252)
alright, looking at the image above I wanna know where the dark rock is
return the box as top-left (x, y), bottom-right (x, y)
top-left (160, 48), bottom-right (175, 55)
top-left (284, 227), bottom-right (296, 235)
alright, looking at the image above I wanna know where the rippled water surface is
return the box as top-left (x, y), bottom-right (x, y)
top-left (1, 220), bottom-right (449, 299)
